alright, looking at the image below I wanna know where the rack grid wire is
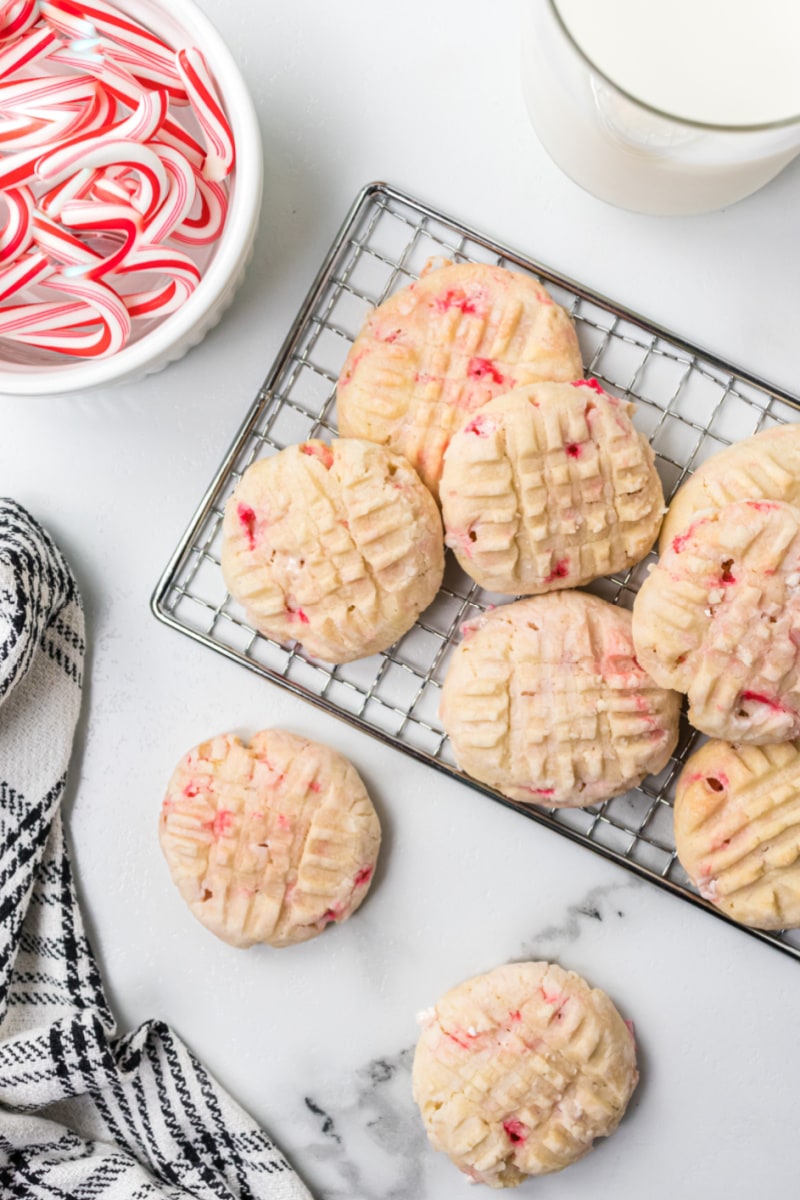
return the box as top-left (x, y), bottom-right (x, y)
top-left (152, 182), bottom-right (800, 961)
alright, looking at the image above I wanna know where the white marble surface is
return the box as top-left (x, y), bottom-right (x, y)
top-left (4, 1), bottom-right (800, 1195)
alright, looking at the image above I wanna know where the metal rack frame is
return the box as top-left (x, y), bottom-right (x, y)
top-left (152, 181), bottom-right (800, 960)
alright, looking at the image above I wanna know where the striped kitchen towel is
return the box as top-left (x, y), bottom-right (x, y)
top-left (0, 499), bottom-right (312, 1199)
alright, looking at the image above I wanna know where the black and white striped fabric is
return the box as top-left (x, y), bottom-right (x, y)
top-left (0, 500), bottom-right (312, 1200)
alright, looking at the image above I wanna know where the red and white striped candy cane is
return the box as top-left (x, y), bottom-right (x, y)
top-left (38, 139), bottom-right (169, 223)
top-left (172, 175), bottom-right (226, 246)
top-left (0, 0), bottom-right (40, 43)
top-left (31, 209), bottom-right (100, 266)
top-left (50, 51), bottom-right (206, 167)
top-left (144, 141), bottom-right (195, 243)
top-left (0, 247), bottom-right (51, 301)
top-left (1, 271), bottom-right (132, 355)
top-left (58, 197), bottom-right (141, 278)
top-left (0, 22), bottom-right (59, 79)
top-left (0, 182), bottom-right (32, 261)
top-left (46, 0), bottom-right (176, 64)
top-left (115, 242), bottom-right (200, 319)
top-left (37, 165), bottom-right (99, 218)
top-left (34, 86), bottom-right (166, 182)
top-left (176, 46), bottom-right (234, 182)
top-left (102, 44), bottom-right (186, 103)
top-left (0, 71), bottom-right (96, 109)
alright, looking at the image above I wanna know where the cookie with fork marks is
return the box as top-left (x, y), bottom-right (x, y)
top-left (675, 738), bottom-right (800, 929)
top-left (633, 499), bottom-right (800, 743)
top-left (336, 260), bottom-right (583, 499)
top-left (660, 423), bottom-right (800, 555)
top-left (440, 379), bottom-right (664, 594)
top-left (412, 961), bottom-right (638, 1187)
top-left (221, 438), bottom-right (444, 664)
top-left (159, 729), bottom-right (381, 948)
top-left (440, 592), bottom-right (680, 807)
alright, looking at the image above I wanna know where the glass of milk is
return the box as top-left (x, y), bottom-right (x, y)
top-left (521, 0), bottom-right (800, 215)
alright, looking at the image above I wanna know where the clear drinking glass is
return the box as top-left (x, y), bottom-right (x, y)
top-left (521, 0), bottom-right (800, 215)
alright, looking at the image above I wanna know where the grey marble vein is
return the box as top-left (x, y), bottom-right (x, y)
top-left (294, 879), bottom-right (644, 1198)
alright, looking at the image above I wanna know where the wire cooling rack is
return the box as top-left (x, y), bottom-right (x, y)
top-left (153, 181), bottom-right (800, 960)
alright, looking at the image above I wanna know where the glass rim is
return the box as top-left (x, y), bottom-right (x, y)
top-left (548, 0), bottom-right (800, 134)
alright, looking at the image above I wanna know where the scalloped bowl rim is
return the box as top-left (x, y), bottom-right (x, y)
top-left (0, 0), bottom-right (263, 396)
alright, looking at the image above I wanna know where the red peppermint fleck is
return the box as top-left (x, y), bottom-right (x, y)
top-left (508, 1010), bottom-right (522, 1022)
top-left (503, 1120), bottom-right (528, 1144)
top-left (467, 356), bottom-right (506, 385)
top-left (210, 810), bottom-right (234, 839)
top-left (544, 558), bottom-right (569, 584)
top-left (522, 786), bottom-right (555, 797)
top-left (434, 288), bottom-right (479, 315)
top-left (740, 690), bottom-right (784, 711)
top-left (237, 503), bottom-right (257, 550)
top-left (183, 782), bottom-right (202, 798)
top-left (746, 500), bottom-right (780, 512)
top-left (539, 986), bottom-right (565, 1006)
top-left (276, 813), bottom-right (290, 828)
top-left (565, 442), bottom-right (582, 458)
top-left (309, 780), bottom-right (321, 793)
top-left (445, 1029), bottom-right (473, 1049)
top-left (671, 517), bottom-right (709, 555)
top-left (354, 865), bottom-right (373, 888)
top-left (301, 442), bottom-right (333, 469)
top-left (340, 348), bottom-right (368, 386)
top-left (286, 606), bottom-right (310, 625)
top-left (570, 377), bottom-right (605, 394)
top-left (463, 413), bottom-right (497, 437)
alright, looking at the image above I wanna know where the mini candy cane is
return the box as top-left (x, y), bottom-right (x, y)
top-left (0, 0), bottom-right (40, 43)
top-left (144, 142), bottom-right (195, 243)
top-left (38, 0), bottom-right (95, 40)
top-left (0, 139), bottom-right (42, 186)
top-left (35, 86), bottom-right (167, 182)
top-left (0, 248), bottom-right (51, 302)
top-left (0, 22), bottom-right (58, 78)
top-left (38, 139), bottom-right (169, 223)
top-left (59, 198), bottom-right (141, 278)
top-left (0, 182), bottom-right (32, 261)
top-left (0, 99), bottom-right (95, 150)
top-left (46, 0), bottom-right (176, 65)
top-left (176, 47), bottom-right (234, 181)
top-left (172, 175), bottom-right (227, 246)
top-left (32, 209), bottom-right (100, 266)
top-left (116, 243), bottom-right (200, 318)
top-left (49, 50), bottom-right (206, 167)
top-left (37, 164), bottom-right (98, 217)
top-left (0, 70), bottom-right (96, 109)
top-left (3, 271), bottom-right (132, 355)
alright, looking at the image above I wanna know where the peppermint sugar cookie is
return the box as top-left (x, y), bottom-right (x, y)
top-left (440, 592), bottom-right (680, 807)
top-left (221, 438), bottom-right (444, 664)
top-left (336, 260), bottom-right (583, 497)
top-left (412, 961), bottom-right (638, 1187)
top-left (159, 730), bottom-right (381, 948)
top-left (660, 423), bottom-right (800, 554)
top-left (675, 739), bottom-right (800, 929)
top-left (440, 379), bottom-right (664, 594)
top-left (633, 499), bottom-right (800, 743)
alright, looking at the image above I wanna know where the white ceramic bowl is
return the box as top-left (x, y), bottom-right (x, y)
top-left (0, 0), bottom-right (263, 396)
